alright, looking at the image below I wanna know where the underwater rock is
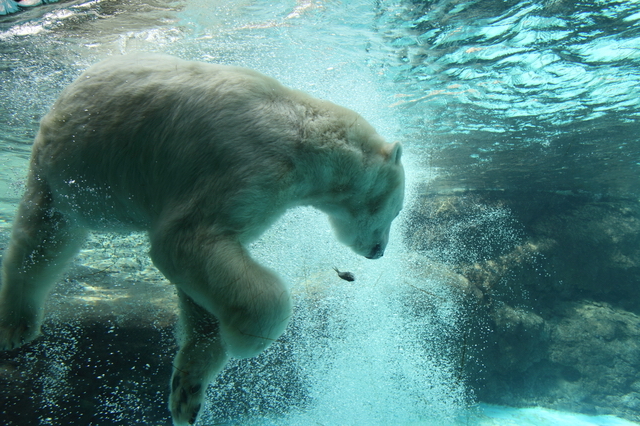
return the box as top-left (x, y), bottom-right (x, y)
top-left (405, 189), bottom-right (640, 422)
top-left (480, 300), bottom-right (640, 420)
top-left (548, 302), bottom-right (640, 409)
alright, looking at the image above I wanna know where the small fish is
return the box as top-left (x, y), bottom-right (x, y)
top-left (333, 267), bottom-right (355, 282)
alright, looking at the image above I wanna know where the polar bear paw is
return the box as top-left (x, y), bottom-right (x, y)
top-left (170, 368), bottom-right (206, 425)
top-left (0, 313), bottom-right (41, 351)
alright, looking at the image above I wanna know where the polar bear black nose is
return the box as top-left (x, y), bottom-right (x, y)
top-left (366, 243), bottom-right (384, 259)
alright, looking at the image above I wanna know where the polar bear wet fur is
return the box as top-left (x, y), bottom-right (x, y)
top-left (0, 53), bottom-right (404, 425)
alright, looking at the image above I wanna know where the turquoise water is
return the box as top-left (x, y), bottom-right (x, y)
top-left (1, 0), bottom-right (640, 425)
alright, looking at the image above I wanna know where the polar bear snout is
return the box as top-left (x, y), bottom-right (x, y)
top-left (366, 243), bottom-right (384, 259)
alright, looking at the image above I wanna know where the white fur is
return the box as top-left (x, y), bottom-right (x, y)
top-left (0, 53), bottom-right (405, 425)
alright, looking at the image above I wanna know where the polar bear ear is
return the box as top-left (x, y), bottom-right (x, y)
top-left (384, 142), bottom-right (402, 165)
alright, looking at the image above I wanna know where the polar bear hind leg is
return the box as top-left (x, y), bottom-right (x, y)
top-left (170, 290), bottom-right (229, 425)
top-left (0, 173), bottom-right (87, 350)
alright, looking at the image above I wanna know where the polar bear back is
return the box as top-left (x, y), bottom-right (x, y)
top-left (28, 56), bottom-right (328, 232)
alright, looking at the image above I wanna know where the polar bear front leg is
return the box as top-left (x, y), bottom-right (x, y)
top-left (170, 290), bottom-right (229, 426)
top-left (150, 230), bottom-right (293, 359)
top-left (0, 176), bottom-right (87, 350)
top-left (150, 230), bottom-right (292, 424)
top-left (203, 238), bottom-right (293, 360)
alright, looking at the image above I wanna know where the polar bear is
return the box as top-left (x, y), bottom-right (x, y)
top-left (0, 53), bottom-right (404, 425)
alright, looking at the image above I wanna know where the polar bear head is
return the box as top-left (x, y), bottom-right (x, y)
top-left (328, 141), bottom-right (405, 259)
